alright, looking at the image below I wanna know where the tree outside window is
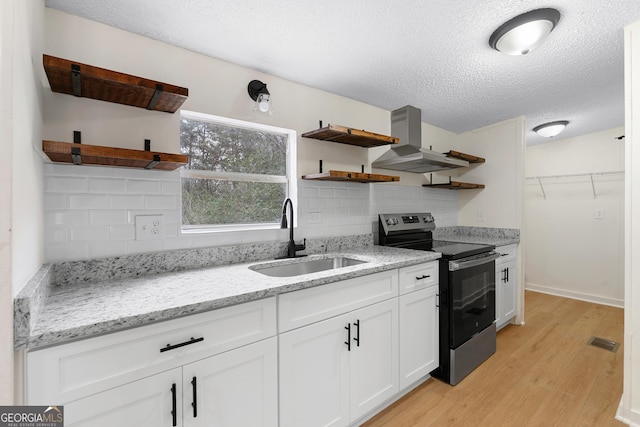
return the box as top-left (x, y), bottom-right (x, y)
top-left (180, 111), bottom-right (296, 231)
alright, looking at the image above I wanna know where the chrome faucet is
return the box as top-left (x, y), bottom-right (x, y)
top-left (280, 198), bottom-right (306, 258)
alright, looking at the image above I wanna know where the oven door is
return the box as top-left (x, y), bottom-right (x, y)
top-left (448, 252), bottom-right (499, 349)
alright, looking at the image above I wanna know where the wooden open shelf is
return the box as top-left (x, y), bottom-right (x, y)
top-left (43, 140), bottom-right (188, 171)
top-left (302, 170), bottom-right (399, 183)
top-left (43, 54), bottom-right (189, 113)
top-left (423, 181), bottom-right (485, 190)
top-left (302, 124), bottom-right (399, 148)
top-left (444, 150), bottom-right (485, 163)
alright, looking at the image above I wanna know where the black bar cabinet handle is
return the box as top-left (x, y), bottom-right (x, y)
top-left (160, 337), bottom-right (204, 353)
top-left (170, 383), bottom-right (177, 426)
top-left (191, 376), bottom-right (198, 418)
top-left (416, 275), bottom-right (431, 280)
top-left (354, 319), bottom-right (360, 347)
top-left (345, 323), bottom-right (351, 351)
top-left (506, 267), bottom-right (509, 282)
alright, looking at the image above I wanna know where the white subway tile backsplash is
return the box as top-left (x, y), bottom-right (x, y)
top-left (163, 222), bottom-right (179, 238)
top-left (145, 195), bottom-right (178, 210)
top-left (110, 195), bottom-right (146, 210)
top-left (71, 226), bottom-right (109, 242)
top-left (45, 242), bottom-right (89, 262)
top-left (44, 169), bottom-right (459, 262)
top-left (161, 180), bottom-right (182, 194)
top-left (46, 164), bottom-right (114, 178)
top-left (300, 186), bottom-right (318, 198)
top-left (45, 176), bottom-right (89, 193)
top-left (88, 177), bottom-right (127, 194)
top-left (127, 179), bottom-right (161, 194)
top-left (90, 210), bottom-right (128, 226)
top-left (46, 210), bottom-right (89, 226)
top-left (69, 194), bottom-right (109, 210)
top-left (318, 187), bottom-right (334, 198)
top-left (126, 239), bottom-right (163, 254)
top-left (44, 194), bottom-right (68, 210)
top-left (109, 225), bottom-right (135, 241)
top-left (89, 241), bottom-right (128, 259)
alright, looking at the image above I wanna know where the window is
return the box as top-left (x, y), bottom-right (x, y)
top-left (180, 111), bottom-right (297, 232)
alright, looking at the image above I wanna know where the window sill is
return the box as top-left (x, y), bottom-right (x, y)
top-left (181, 223), bottom-right (282, 234)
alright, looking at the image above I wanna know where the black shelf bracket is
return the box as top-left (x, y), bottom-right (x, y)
top-left (71, 130), bottom-right (81, 165)
top-left (146, 84), bottom-right (163, 110)
top-left (144, 139), bottom-right (151, 151)
top-left (71, 64), bottom-right (81, 97)
top-left (145, 154), bottom-right (161, 170)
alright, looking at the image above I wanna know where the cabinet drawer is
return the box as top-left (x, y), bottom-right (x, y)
top-left (27, 297), bottom-right (276, 405)
top-left (278, 270), bottom-right (398, 332)
top-left (495, 244), bottom-right (517, 263)
top-left (398, 262), bottom-right (439, 295)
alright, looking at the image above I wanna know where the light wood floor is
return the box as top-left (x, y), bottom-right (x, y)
top-left (363, 291), bottom-right (624, 427)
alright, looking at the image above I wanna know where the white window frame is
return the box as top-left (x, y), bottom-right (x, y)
top-left (180, 110), bottom-right (297, 233)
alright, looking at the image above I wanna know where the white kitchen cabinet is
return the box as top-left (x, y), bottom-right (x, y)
top-left (64, 338), bottom-right (277, 427)
top-left (398, 262), bottom-right (439, 390)
top-left (495, 244), bottom-right (517, 330)
top-left (182, 337), bottom-right (278, 427)
top-left (65, 368), bottom-right (182, 427)
top-left (279, 298), bottom-right (398, 427)
top-left (27, 298), bottom-right (277, 427)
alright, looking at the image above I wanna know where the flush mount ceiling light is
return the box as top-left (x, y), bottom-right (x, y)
top-left (248, 80), bottom-right (271, 113)
top-left (489, 8), bottom-right (561, 55)
top-left (533, 120), bottom-right (569, 138)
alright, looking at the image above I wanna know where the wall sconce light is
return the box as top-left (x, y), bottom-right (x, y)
top-left (248, 80), bottom-right (271, 113)
top-left (489, 8), bottom-right (561, 55)
top-left (533, 120), bottom-right (569, 138)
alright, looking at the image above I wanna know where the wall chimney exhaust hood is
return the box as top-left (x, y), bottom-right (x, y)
top-left (372, 105), bottom-right (469, 173)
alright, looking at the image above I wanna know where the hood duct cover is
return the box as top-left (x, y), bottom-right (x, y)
top-left (372, 105), bottom-right (469, 173)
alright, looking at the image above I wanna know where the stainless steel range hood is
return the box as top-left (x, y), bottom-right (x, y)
top-left (372, 105), bottom-right (469, 173)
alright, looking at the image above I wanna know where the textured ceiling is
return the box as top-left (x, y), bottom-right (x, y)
top-left (44, 0), bottom-right (640, 145)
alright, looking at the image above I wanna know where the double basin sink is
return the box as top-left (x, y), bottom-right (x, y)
top-left (250, 256), bottom-right (366, 277)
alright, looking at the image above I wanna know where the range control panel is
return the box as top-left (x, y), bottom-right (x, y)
top-left (379, 212), bottom-right (435, 235)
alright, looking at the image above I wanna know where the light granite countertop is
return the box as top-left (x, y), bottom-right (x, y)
top-left (17, 246), bottom-right (440, 350)
top-left (433, 226), bottom-right (520, 247)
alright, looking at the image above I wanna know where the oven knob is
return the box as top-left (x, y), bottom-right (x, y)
top-left (386, 218), bottom-right (398, 226)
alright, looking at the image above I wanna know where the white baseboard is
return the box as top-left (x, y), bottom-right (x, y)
top-left (616, 395), bottom-right (640, 426)
top-left (525, 282), bottom-right (623, 308)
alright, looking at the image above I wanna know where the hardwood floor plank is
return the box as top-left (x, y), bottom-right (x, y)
top-left (361, 291), bottom-right (624, 427)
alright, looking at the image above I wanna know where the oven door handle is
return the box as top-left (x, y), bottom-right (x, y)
top-left (449, 252), bottom-right (500, 271)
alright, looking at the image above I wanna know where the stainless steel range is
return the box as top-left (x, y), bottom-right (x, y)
top-left (378, 212), bottom-right (499, 385)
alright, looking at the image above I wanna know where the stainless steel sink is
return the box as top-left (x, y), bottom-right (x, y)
top-left (250, 257), bottom-right (367, 277)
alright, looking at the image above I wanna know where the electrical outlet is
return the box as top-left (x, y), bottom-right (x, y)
top-left (595, 209), bottom-right (605, 220)
top-left (477, 209), bottom-right (486, 223)
top-left (135, 215), bottom-right (163, 240)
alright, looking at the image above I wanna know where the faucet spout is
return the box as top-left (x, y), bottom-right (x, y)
top-left (280, 198), bottom-right (306, 258)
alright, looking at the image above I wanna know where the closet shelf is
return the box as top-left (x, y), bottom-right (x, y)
top-left (525, 171), bottom-right (624, 199)
top-left (43, 140), bottom-right (188, 171)
top-left (43, 54), bottom-right (189, 113)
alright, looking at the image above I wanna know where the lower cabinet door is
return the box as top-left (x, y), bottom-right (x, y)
top-left (279, 313), bottom-right (351, 427)
top-left (182, 337), bottom-right (278, 427)
top-left (399, 286), bottom-right (439, 390)
top-left (502, 262), bottom-right (517, 322)
top-left (65, 368), bottom-right (182, 427)
top-left (349, 298), bottom-right (399, 421)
